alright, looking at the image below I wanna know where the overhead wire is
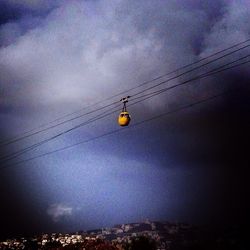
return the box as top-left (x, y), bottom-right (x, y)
top-left (0, 100), bottom-right (120, 147)
top-left (130, 54), bottom-right (250, 102)
top-left (1, 56), bottom-right (249, 163)
top-left (0, 103), bottom-right (122, 163)
top-left (1, 42), bottom-right (249, 151)
top-left (1, 38), bottom-right (250, 146)
top-left (1, 55), bottom-right (249, 164)
top-left (0, 87), bottom-right (241, 171)
top-left (130, 44), bottom-right (250, 98)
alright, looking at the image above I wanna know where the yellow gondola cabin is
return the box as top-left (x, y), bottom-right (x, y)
top-left (118, 96), bottom-right (131, 126)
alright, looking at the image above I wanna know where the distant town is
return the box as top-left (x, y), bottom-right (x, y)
top-left (0, 220), bottom-right (246, 249)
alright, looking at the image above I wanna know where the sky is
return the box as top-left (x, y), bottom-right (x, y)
top-left (0, 0), bottom-right (250, 238)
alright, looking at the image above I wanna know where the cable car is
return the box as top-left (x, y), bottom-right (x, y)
top-left (118, 96), bottom-right (131, 126)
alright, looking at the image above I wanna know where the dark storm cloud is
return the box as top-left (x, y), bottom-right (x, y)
top-left (0, 0), bottom-right (62, 46)
top-left (0, 0), bottom-right (250, 237)
top-left (0, 0), bottom-right (61, 23)
top-left (0, 1), bottom-right (22, 25)
top-left (167, 0), bottom-right (250, 225)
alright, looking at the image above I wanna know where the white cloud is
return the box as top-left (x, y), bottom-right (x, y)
top-left (1, 0), bottom-right (249, 131)
top-left (0, 1), bottom-right (208, 111)
top-left (47, 203), bottom-right (73, 222)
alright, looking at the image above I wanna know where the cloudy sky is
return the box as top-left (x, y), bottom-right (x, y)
top-left (0, 0), bottom-right (250, 237)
